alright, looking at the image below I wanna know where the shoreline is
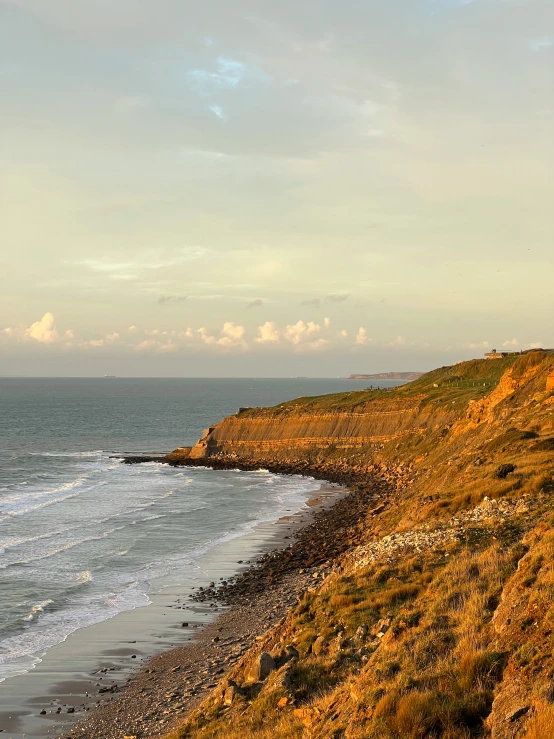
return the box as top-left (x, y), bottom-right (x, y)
top-left (0, 474), bottom-right (352, 739)
top-left (50, 462), bottom-right (381, 739)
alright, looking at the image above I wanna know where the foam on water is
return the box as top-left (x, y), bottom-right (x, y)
top-left (0, 452), bottom-right (320, 683)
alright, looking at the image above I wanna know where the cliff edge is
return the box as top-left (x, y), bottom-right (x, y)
top-left (161, 352), bottom-right (554, 739)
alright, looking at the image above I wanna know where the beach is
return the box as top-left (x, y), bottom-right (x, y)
top-left (0, 476), bottom-right (368, 739)
top-left (52, 464), bottom-right (379, 739)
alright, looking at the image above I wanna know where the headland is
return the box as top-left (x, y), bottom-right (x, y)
top-left (61, 352), bottom-right (554, 739)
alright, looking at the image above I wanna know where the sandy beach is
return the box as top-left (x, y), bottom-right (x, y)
top-left (0, 479), bottom-right (357, 739)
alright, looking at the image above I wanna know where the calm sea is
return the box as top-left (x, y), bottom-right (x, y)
top-left (0, 377), bottom-right (397, 685)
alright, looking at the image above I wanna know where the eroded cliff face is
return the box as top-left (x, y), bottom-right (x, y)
top-left (160, 354), bottom-right (554, 739)
top-left (168, 353), bottom-right (554, 478)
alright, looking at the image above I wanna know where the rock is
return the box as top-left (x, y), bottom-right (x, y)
top-left (223, 683), bottom-right (239, 706)
top-left (246, 652), bottom-right (276, 682)
top-left (312, 636), bottom-right (327, 656)
top-left (509, 706), bottom-right (530, 723)
top-left (283, 644), bottom-right (299, 662)
top-left (355, 624), bottom-right (369, 641)
top-left (375, 617), bottom-right (391, 638)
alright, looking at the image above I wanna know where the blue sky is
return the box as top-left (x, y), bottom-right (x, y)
top-left (0, 0), bottom-right (553, 376)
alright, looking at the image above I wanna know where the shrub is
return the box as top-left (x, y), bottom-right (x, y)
top-left (495, 463), bottom-right (516, 479)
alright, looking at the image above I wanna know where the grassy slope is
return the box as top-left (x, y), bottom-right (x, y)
top-left (238, 356), bottom-right (519, 417)
top-left (163, 353), bottom-right (554, 739)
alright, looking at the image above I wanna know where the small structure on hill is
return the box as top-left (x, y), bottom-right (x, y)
top-left (485, 348), bottom-right (554, 360)
top-left (485, 349), bottom-right (513, 360)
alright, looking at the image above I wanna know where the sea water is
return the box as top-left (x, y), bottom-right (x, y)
top-left (0, 377), bottom-right (397, 685)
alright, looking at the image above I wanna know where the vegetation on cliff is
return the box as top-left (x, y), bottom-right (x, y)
top-left (162, 352), bottom-right (554, 738)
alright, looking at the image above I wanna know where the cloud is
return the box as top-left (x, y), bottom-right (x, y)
top-left (157, 295), bottom-right (188, 305)
top-left (76, 249), bottom-right (206, 280)
top-left (188, 57), bottom-right (270, 95)
top-left (247, 298), bottom-right (264, 308)
top-left (338, 330), bottom-right (348, 338)
top-left (189, 58), bottom-right (246, 92)
top-left (527, 341), bottom-right (544, 349)
top-left (128, 325), bottom-right (138, 332)
top-left (216, 321), bottom-right (247, 348)
top-left (325, 294), bottom-right (349, 303)
top-left (300, 298), bottom-right (320, 308)
top-left (355, 327), bottom-right (372, 346)
top-left (197, 327), bottom-right (217, 345)
top-left (502, 338), bottom-right (519, 348)
top-left (26, 313), bottom-right (59, 344)
top-left (390, 335), bottom-right (407, 346)
top-left (284, 320), bottom-right (321, 345)
top-left (209, 104), bottom-right (227, 120)
top-left (135, 339), bottom-right (179, 354)
top-left (323, 317), bottom-right (331, 329)
top-left (255, 321), bottom-right (280, 344)
top-left (197, 323), bottom-right (247, 348)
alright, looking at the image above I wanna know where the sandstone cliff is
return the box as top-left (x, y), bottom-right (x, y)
top-left (162, 352), bottom-right (554, 739)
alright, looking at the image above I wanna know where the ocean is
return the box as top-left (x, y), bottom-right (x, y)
top-left (0, 377), bottom-right (396, 689)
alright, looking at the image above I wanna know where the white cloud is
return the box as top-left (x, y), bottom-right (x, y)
top-left (195, 323), bottom-right (247, 348)
top-left (26, 312), bottom-right (59, 344)
top-left (209, 104), bottom-right (227, 120)
top-left (323, 317), bottom-right (331, 329)
top-left (355, 327), bottom-right (372, 346)
top-left (502, 338), bottom-right (519, 347)
top-left (338, 329), bottom-right (348, 338)
top-left (256, 321), bottom-right (281, 344)
top-left (390, 335), bottom-right (407, 346)
top-left (527, 341), bottom-right (544, 349)
top-left (197, 327), bottom-right (217, 345)
top-left (128, 325), bottom-right (138, 333)
top-left (284, 320), bottom-right (321, 345)
top-left (216, 322), bottom-right (247, 348)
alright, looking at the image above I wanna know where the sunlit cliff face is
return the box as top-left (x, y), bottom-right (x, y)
top-left (1, 0), bottom-right (553, 375)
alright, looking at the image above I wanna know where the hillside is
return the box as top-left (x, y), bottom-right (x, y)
top-left (160, 353), bottom-right (554, 738)
top-left (348, 372), bottom-right (424, 380)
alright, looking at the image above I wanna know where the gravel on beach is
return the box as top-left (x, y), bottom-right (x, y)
top-left (57, 471), bottom-right (383, 739)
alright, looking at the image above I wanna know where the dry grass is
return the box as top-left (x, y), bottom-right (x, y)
top-left (157, 356), bottom-right (554, 739)
top-left (522, 704), bottom-right (554, 739)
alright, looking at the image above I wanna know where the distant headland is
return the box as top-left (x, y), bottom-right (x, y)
top-left (348, 371), bottom-right (424, 380)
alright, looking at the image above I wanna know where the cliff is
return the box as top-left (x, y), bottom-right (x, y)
top-left (161, 352), bottom-right (554, 739)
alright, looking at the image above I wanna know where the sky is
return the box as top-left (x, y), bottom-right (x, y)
top-left (0, 0), bottom-right (553, 377)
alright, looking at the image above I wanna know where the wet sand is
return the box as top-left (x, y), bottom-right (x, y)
top-left (0, 483), bottom-right (348, 739)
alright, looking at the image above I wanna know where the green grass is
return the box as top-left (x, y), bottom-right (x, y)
top-left (238, 357), bottom-right (521, 419)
